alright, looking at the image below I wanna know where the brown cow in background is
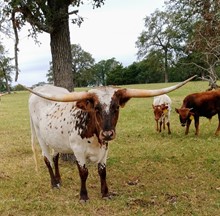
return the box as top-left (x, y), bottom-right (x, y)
top-left (175, 90), bottom-right (220, 135)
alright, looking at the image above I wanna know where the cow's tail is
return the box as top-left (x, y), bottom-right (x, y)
top-left (30, 117), bottom-right (39, 172)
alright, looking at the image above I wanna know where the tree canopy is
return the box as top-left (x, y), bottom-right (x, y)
top-left (1, 0), bottom-right (105, 91)
top-left (0, 42), bottom-right (14, 92)
top-left (135, 0), bottom-right (220, 88)
top-left (165, 0), bottom-right (220, 88)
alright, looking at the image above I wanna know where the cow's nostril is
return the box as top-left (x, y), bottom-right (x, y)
top-left (101, 130), bottom-right (115, 141)
top-left (103, 131), bottom-right (113, 137)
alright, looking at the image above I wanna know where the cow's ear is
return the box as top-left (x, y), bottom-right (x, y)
top-left (175, 108), bottom-right (179, 114)
top-left (162, 106), bottom-right (168, 114)
top-left (115, 89), bottom-right (131, 108)
top-left (119, 97), bottom-right (131, 108)
top-left (189, 111), bottom-right (195, 116)
top-left (162, 105), bottom-right (169, 110)
top-left (76, 99), bottom-right (94, 111)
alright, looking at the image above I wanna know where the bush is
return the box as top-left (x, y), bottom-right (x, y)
top-left (13, 84), bottom-right (26, 91)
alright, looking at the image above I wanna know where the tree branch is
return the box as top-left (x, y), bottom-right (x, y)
top-left (13, 6), bottom-right (53, 33)
top-left (11, 11), bottom-right (19, 82)
top-left (68, 9), bottom-right (79, 16)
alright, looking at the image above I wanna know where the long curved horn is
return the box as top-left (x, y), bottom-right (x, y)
top-left (124, 75), bottom-right (197, 98)
top-left (22, 86), bottom-right (92, 102)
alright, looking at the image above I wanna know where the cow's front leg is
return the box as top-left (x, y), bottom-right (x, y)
top-left (155, 120), bottom-right (159, 131)
top-left (167, 122), bottom-right (171, 134)
top-left (194, 117), bottom-right (199, 135)
top-left (185, 119), bottom-right (191, 135)
top-left (76, 163), bottom-right (89, 202)
top-left (159, 121), bottom-right (162, 132)
top-left (98, 163), bottom-right (109, 199)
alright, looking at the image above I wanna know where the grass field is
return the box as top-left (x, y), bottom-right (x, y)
top-left (1, 81), bottom-right (220, 215)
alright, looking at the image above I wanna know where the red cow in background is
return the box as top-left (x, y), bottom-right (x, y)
top-left (175, 90), bottom-right (220, 135)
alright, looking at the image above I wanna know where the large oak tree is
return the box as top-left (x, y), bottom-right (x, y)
top-left (2, 0), bottom-right (105, 91)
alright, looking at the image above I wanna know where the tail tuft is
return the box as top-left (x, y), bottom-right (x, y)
top-left (30, 118), bottom-right (39, 172)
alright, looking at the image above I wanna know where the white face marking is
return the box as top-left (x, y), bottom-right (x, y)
top-left (89, 87), bottom-right (117, 114)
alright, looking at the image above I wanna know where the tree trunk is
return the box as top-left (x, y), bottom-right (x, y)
top-left (50, 8), bottom-right (74, 92)
top-left (3, 68), bottom-right (11, 94)
top-left (164, 48), bottom-right (168, 83)
top-left (50, 6), bottom-right (75, 162)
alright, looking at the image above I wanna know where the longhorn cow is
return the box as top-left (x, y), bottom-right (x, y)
top-left (25, 75), bottom-right (195, 202)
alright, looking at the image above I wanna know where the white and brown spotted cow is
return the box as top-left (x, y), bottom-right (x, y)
top-left (25, 75), bottom-right (195, 202)
top-left (152, 94), bottom-right (172, 134)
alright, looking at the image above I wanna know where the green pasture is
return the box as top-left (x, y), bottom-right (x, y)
top-left (1, 81), bottom-right (220, 215)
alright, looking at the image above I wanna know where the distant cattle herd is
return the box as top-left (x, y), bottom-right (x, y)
top-left (153, 90), bottom-right (220, 136)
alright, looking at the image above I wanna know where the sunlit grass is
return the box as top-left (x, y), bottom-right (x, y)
top-left (1, 81), bottom-right (220, 215)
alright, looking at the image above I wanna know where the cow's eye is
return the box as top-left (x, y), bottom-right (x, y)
top-left (95, 105), bottom-right (101, 112)
top-left (112, 105), bottom-right (119, 112)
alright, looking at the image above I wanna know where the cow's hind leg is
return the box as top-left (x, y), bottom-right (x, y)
top-left (215, 113), bottom-right (220, 135)
top-left (167, 122), bottom-right (171, 134)
top-left (98, 163), bottom-right (109, 199)
top-left (76, 162), bottom-right (89, 202)
top-left (163, 120), bottom-right (165, 130)
top-left (44, 156), bottom-right (61, 188)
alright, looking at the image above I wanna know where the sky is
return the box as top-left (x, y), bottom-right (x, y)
top-left (3, 0), bottom-right (165, 87)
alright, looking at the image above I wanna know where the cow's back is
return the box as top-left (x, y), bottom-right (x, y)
top-left (153, 94), bottom-right (171, 111)
top-left (183, 90), bottom-right (220, 118)
top-left (28, 85), bottom-right (79, 152)
top-left (29, 85), bottom-right (70, 114)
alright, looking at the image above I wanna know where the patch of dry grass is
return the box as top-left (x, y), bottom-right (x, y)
top-left (1, 82), bottom-right (220, 215)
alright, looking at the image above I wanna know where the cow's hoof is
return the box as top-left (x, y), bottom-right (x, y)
top-left (52, 183), bottom-right (61, 189)
top-left (102, 192), bottom-right (117, 200)
top-left (56, 183), bottom-right (61, 188)
top-left (102, 196), bottom-right (112, 200)
top-left (79, 199), bottom-right (89, 204)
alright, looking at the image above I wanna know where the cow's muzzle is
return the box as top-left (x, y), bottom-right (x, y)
top-left (100, 130), bottom-right (116, 141)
